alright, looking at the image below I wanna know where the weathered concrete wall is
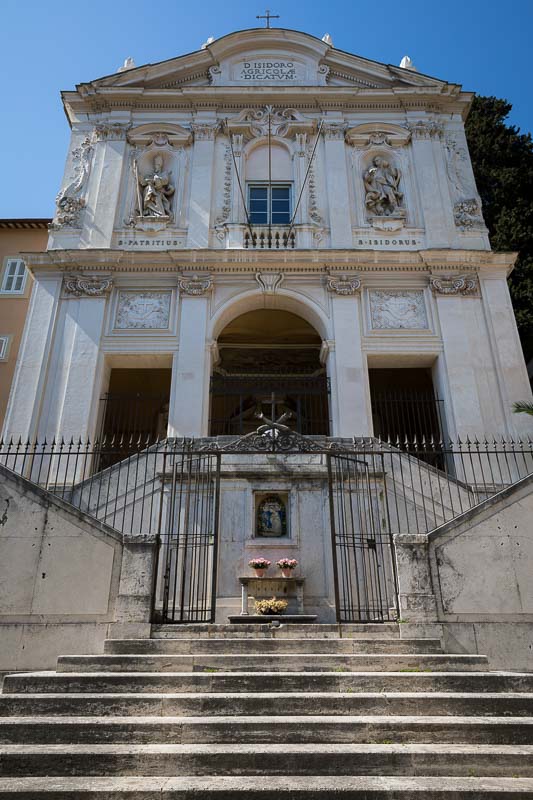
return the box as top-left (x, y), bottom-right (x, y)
top-left (0, 464), bottom-right (123, 671)
top-left (428, 474), bottom-right (533, 670)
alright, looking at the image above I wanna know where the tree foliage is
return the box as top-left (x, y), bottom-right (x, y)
top-left (465, 96), bottom-right (533, 360)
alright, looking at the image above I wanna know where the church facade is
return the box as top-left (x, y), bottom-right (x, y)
top-left (3, 27), bottom-right (531, 449)
top-left (2, 28), bottom-right (533, 628)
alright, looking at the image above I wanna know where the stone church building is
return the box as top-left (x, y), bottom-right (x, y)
top-left (2, 22), bottom-right (533, 632)
top-left (2, 24), bottom-right (533, 795)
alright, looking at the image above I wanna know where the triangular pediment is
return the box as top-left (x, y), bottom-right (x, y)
top-left (80, 28), bottom-right (452, 93)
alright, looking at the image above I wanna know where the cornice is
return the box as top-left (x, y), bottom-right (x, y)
top-left (22, 248), bottom-right (517, 277)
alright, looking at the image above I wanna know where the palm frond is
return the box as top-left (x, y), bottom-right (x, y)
top-left (513, 401), bottom-right (533, 416)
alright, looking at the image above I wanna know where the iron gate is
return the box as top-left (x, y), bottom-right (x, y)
top-left (327, 450), bottom-right (399, 622)
top-left (156, 424), bottom-right (398, 624)
top-left (159, 448), bottom-right (221, 623)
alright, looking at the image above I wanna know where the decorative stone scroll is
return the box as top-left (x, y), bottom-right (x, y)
top-left (50, 136), bottom-right (94, 230)
top-left (178, 275), bottom-right (212, 296)
top-left (322, 122), bottom-right (346, 140)
top-left (191, 123), bottom-right (220, 141)
top-left (93, 123), bottom-right (130, 141)
top-left (115, 291), bottom-right (172, 329)
top-left (228, 108), bottom-right (315, 140)
top-left (406, 120), bottom-right (444, 140)
top-left (369, 290), bottom-right (428, 330)
top-left (326, 274), bottom-right (361, 296)
top-left (255, 272), bottom-right (284, 294)
top-left (453, 199), bottom-right (484, 230)
top-left (64, 275), bottom-right (113, 298)
top-left (430, 274), bottom-right (479, 296)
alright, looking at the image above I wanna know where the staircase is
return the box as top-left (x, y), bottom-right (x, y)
top-left (1, 623), bottom-right (533, 797)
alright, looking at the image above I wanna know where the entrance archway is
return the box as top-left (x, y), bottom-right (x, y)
top-left (209, 309), bottom-right (330, 436)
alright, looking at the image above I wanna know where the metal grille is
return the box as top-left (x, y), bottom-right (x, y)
top-left (209, 375), bottom-right (330, 436)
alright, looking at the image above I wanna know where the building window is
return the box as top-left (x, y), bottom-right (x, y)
top-left (0, 336), bottom-right (10, 361)
top-left (1, 259), bottom-right (27, 294)
top-left (248, 184), bottom-right (292, 225)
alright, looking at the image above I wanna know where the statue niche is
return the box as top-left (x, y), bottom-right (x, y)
top-left (135, 154), bottom-right (174, 219)
top-left (363, 155), bottom-right (405, 220)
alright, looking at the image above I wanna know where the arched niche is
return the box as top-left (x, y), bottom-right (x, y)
top-left (209, 306), bottom-right (330, 436)
top-left (210, 290), bottom-right (330, 343)
top-left (245, 138), bottom-right (293, 182)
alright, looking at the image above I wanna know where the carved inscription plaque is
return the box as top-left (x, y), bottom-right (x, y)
top-left (369, 290), bottom-right (428, 330)
top-left (237, 59), bottom-right (301, 81)
top-left (115, 291), bottom-right (172, 329)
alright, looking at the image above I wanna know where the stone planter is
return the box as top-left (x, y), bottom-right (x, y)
top-left (253, 568), bottom-right (266, 578)
top-left (281, 569), bottom-right (295, 578)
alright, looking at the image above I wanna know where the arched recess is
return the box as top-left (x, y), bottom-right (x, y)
top-left (209, 291), bottom-right (331, 436)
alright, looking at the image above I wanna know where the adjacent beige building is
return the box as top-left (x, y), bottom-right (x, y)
top-left (0, 220), bottom-right (50, 432)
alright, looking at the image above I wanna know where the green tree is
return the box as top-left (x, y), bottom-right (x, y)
top-left (465, 96), bottom-right (533, 361)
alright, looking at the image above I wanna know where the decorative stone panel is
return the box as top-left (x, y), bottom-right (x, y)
top-left (369, 290), bottom-right (428, 330)
top-left (115, 291), bottom-right (172, 329)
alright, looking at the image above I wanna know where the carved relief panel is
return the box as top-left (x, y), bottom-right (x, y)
top-left (114, 291), bottom-right (172, 329)
top-left (369, 290), bottom-right (428, 330)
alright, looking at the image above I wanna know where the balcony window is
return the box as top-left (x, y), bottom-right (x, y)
top-left (248, 184), bottom-right (291, 225)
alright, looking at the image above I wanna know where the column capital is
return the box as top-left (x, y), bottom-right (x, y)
top-left (178, 274), bottom-right (213, 296)
top-left (63, 274), bottom-right (114, 298)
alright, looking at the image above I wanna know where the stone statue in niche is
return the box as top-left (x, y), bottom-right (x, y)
top-left (363, 156), bottom-right (403, 217)
top-left (135, 155), bottom-right (174, 218)
top-left (256, 494), bottom-right (287, 537)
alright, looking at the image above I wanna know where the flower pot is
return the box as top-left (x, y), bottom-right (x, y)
top-left (281, 569), bottom-right (294, 578)
top-left (253, 568), bottom-right (266, 578)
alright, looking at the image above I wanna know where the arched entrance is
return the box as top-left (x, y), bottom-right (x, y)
top-left (209, 309), bottom-right (330, 436)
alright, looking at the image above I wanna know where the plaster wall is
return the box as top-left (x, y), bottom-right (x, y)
top-left (427, 474), bottom-right (533, 670)
top-left (0, 464), bottom-right (122, 672)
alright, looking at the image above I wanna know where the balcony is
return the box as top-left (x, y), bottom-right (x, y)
top-left (243, 226), bottom-right (296, 249)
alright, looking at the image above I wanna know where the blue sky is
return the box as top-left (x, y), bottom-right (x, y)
top-left (1, 0), bottom-right (532, 218)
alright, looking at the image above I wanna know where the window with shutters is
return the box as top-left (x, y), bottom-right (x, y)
top-left (1, 259), bottom-right (27, 294)
top-left (0, 336), bottom-right (10, 360)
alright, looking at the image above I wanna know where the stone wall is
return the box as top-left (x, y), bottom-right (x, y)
top-left (0, 464), bottom-right (123, 672)
top-left (427, 474), bottom-right (533, 670)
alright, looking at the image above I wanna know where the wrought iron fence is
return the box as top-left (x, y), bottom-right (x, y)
top-left (1, 435), bottom-right (532, 540)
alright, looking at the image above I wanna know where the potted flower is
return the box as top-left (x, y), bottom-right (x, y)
top-left (277, 558), bottom-right (298, 578)
top-left (255, 597), bottom-right (288, 615)
top-left (248, 557), bottom-right (271, 578)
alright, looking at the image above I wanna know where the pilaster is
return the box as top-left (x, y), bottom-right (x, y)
top-left (2, 274), bottom-right (62, 442)
top-left (187, 123), bottom-right (218, 248)
top-left (168, 277), bottom-right (212, 437)
top-left (407, 120), bottom-right (452, 248)
top-left (82, 126), bottom-right (129, 248)
top-left (322, 123), bottom-right (353, 248)
top-left (328, 276), bottom-right (371, 436)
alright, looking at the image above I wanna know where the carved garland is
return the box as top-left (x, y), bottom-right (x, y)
top-left (64, 275), bottom-right (113, 297)
top-left (179, 275), bottom-right (212, 296)
top-left (430, 274), bottom-right (479, 296)
top-left (326, 274), bottom-right (361, 296)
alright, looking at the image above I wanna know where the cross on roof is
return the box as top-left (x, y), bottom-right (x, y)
top-left (256, 9), bottom-right (280, 28)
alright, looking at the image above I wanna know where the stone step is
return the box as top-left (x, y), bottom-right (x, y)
top-left (104, 638), bottom-right (443, 655)
top-left (5, 671), bottom-right (532, 695)
top-left (56, 653), bottom-right (487, 673)
top-left (1, 743), bottom-right (532, 777)
top-left (151, 623), bottom-right (402, 639)
top-left (0, 715), bottom-right (532, 745)
top-left (2, 691), bottom-right (532, 718)
top-left (2, 775), bottom-right (533, 798)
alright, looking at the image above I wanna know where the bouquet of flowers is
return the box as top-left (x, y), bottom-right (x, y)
top-left (254, 597), bottom-right (288, 615)
top-left (248, 558), bottom-right (272, 570)
top-left (276, 558), bottom-right (298, 571)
